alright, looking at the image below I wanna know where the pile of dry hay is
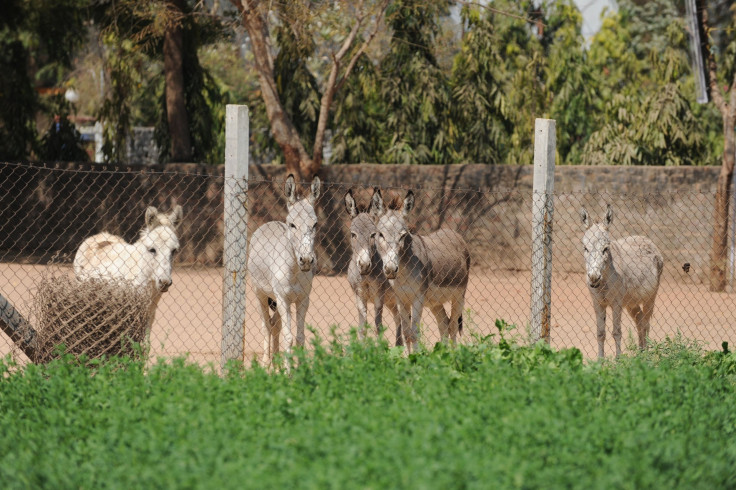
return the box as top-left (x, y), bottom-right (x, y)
top-left (29, 271), bottom-right (152, 363)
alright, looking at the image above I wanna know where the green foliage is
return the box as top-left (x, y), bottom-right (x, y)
top-left (583, 23), bottom-right (707, 166)
top-left (93, 0), bottom-right (226, 163)
top-left (380, 0), bottom-right (454, 164)
top-left (0, 0), bottom-right (88, 160)
top-left (2, 330), bottom-right (736, 488)
top-left (450, 5), bottom-right (509, 164)
top-left (331, 53), bottom-right (388, 163)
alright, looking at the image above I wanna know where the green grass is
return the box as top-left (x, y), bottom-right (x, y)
top-left (1, 323), bottom-right (736, 489)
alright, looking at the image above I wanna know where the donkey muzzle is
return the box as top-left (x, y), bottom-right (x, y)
top-left (587, 274), bottom-right (601, 289)
top-left (357, 255), bottom-right (371, 275)
top-left (158, 279), bottom-right (172, 292)
top-left (298, 256), bottom-right (314, 272)
top-left (383, 265), bottom-right (398, 279)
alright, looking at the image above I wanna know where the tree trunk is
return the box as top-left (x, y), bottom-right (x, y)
top-left (231, 0), bottom-right (313, 179)
top-left (163, 0), bottom-right (192, 162)
top-left (710, 115), bottom-right (736, 291)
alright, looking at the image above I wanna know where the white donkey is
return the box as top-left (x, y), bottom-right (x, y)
top-left (370, 189), bottom-right (470, 352)
top-left (74, 205), bottom-right (183, 328)
top-left (249, 174), bottom-right (320, 364)
top-left (344, 189), bottom-right (401, 345)
top-left (581, 204), bottom-right (664, 358)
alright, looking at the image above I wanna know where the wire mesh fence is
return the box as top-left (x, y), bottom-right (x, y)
top-left (0, 161), bottom-right (734, 367)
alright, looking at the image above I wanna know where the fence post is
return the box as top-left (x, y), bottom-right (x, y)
top-left (530, 118), bottom-right (556, 344)
top-left (222, 105), bottom-right (249, 369)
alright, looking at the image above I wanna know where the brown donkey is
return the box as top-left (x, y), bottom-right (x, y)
top-left (370, 189), bottom-right (470, 352)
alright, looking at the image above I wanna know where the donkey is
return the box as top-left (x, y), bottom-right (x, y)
top-left (370, 188), bottom-right (470, 352)
top-left (344, 189), bottom-right (401, 345)
top-left (581, 204), bottom-right (664, 358)
top-left (248, 174), bottom-right (320, 364)
top-left (74, 205), bottom-right (183, 328)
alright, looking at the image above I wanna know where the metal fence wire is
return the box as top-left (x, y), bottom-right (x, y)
top-left (0, 161), bottom-right (734, 366)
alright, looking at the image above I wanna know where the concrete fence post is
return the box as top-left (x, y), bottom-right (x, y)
top-left (222, 105), bottom-right (249, 369)
top-left (530, 118), bottom-right (556, 344)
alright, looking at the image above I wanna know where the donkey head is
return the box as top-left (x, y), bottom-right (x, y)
top-left (370, 188), bottom-right (414, 280)
top-left (285, 174), bottom-right (321, 272)
top-left (580, 204), bottom-right (613, 289)
top-left (344, 189), bottom-right (377, 275)
top-left (141, 205), bottom-right (183, 292)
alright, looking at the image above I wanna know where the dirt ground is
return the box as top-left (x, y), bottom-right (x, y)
top-left (2, 263), bottom-right (735, 366)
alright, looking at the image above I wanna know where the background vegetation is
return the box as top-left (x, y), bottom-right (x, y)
top-left (0, 0), bottom-right (733, 168)
top-left (1, 326), bottom-right (736, 488)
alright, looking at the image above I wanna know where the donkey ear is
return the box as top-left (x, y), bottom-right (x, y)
top-left (370, 188), bottom-right (384, 218)
top-left (580, 208), bottom-right (590, 228)
top-left (402, 190), bottom-right (415, 216)
top-left (169, 205), bottom-right (183, 228)
top-left (344, 190), bottom-right (358, 218)
top-left (605, 204), bottom-right (613, 225)
top-left (145, 206), bottom-right (160, 229)
top-left (284, 174), bottom-right (296, 206)
top-left (309, 175), bottom-right (321, 204)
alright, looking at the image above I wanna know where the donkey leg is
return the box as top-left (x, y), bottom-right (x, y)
top-left (449, 293), bottom-right (465, 342)
top-left (257, 295), bottom-right (274, 365)
top-left (389, 302), bottom-right (402, 347)
top-left (295, 296), bottom-right (309, 348)
top-left (407, 297), bottom-right (424, 352)
top-left (595, 306), bottom-right (607, 359)
top-left (612, 306), bottom-right (623, 358)
top-left (374, 289), bottom-right (384, 337)
top-left (397, 301), bottom-right (412, 352)
top-left (429, 303), bottom-right (450, 342)
top-left (276, 298), bottom-right (293, 356)
top-left (627, 305), bottom-right (645, 350)
top-left (354, 292), bottom-right (369, 339)
top-left (640, 296), bottom-right (657, 350)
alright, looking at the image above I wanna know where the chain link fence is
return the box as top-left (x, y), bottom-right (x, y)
top-left (0, 161), bottom-right (734, 366)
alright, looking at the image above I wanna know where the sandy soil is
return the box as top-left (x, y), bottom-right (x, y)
top-left (2, 263), bottom-right (735, 366)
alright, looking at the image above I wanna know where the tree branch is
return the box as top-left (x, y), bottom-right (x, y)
top-left (312, 0), bottom-right (389, 168)
top-left (698, 0), bottom-right (727, 115)
top-left (231, 0), bottom-right (312, 177)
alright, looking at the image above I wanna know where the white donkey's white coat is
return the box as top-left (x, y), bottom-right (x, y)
top-left (74, 205), bottom-right (183, 328)
top-left (248, 175), bottom-right (321, 364)
top-left (581, 204), bottom-right (664, 358)
top-left (344, 190), bottom-right (400, 345)
top-left (371, 189), bottom-right (470, 353)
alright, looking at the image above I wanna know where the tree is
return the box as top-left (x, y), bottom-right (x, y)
top-left (583, 23), bottom-right (706, 166)
top-left (0, 0), bottom-right (88, 160)
top-left (450, 4), bottom-right (510, 164)
top-left (380, 0), bottom-right (454, 165)
top-left (699, 0), bottom-right (736, 291)
top-left (93, 0), bottom-right (224, 163)
top-left (163, 0), bottom-right (192, 161)
top-left (229, 0), bottom-right (389, 179)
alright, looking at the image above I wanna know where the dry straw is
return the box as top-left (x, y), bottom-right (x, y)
top-left (29, 267), bottom-right (152, 363)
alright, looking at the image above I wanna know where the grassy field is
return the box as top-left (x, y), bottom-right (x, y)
top-left (2, 323), bottom-right (736, 489)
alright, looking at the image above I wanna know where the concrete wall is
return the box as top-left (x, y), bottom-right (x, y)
top-left (0, 162), bottom-right (721, 283)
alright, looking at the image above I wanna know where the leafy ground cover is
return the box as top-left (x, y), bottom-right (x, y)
top-left (1, 323), bottom-right (736, 489)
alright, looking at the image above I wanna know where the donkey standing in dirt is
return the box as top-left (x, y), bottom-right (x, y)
top-left (344, 189), bottom-right (401, 345)
top-left (370, 188), bottom-right (470, 352)
top-left (581, 204), bottom-right (664, 358)
top-left (74, 205), bottom-right (183, 329)
top-left (249, 175), bottom-right (321, 364)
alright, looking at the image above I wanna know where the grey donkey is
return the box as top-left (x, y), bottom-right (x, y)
top-left (370, 188), bottom-right (470, 352)
top-left (581, 204), bottom-right (664, 358)
top-left (344, 189), bottom-right (401, 346)
top-left (248, 174), bottom-right (321, 364)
